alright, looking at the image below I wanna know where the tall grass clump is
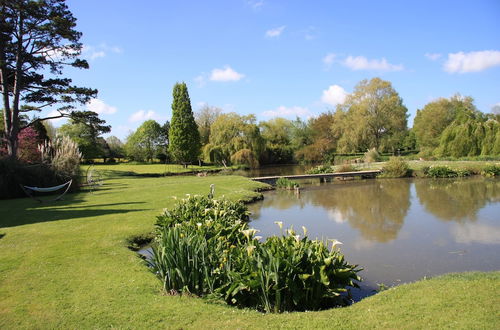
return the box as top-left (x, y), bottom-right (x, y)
top-left (364, 148), bottom-right (381, 163)
top-left (336, 163), bottom-right (358, 173)
top-left (381, 157), bottom-right (410, 178)
top-left (151, 195), bottom-right (361, 312)
top-left (39, 135), bottom-right (82, 180)
top-left (275, 177), bottom-right (299, 189)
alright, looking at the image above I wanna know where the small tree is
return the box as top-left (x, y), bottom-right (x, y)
top-left (168, 83), bottom-right (200, 166)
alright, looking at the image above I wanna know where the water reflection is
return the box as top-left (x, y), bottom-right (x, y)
top-left (415, 177), bottom-right (500, 222)
top-left (252, 179), bottom-right (410, 243)
top-left (248, 177), bottom-right (500, 295)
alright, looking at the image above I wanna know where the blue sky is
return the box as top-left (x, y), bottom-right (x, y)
top-left (51, 0), bottom-right (500, 139)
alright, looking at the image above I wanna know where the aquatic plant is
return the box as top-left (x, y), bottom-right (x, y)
top-left (426, 165), bottom-right (458, 178)
top-left (151, 195), bottom-right (361, 312)
top-left (275, 177), bottom-right (299, 189)
top-left (481, 164), bottom-right (500, 177)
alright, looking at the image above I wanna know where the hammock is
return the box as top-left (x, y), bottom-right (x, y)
top-left (21, 180), bottom-right (73, 203)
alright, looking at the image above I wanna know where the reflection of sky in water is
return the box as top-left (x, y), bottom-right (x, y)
top-left (248, 177), bottom-right (500, 291)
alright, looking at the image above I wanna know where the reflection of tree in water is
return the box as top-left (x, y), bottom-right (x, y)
top-left (316, 179), bottom-right (411, 242)
top-left (415, 177), bottom-right (500, 222)
top-left (251, 179), bottom-right (411, 242)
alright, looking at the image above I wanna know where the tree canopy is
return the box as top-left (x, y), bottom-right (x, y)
top-left (0, 0), bottom-right (97, 160)
top-left (125, 120), bottom-right (164, 163)
top-left (334, 78), bottom-right (408, 153)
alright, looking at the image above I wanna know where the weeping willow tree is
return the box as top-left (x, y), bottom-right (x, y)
top-left (435, 96), bottom-right (500, 158)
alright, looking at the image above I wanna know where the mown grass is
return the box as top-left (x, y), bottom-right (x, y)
top-left (0, 164), bottom-right (499, 328)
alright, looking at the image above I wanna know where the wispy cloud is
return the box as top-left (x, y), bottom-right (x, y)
top-left (444, 50), bottom-right (500, 73)
top-left (209, 66), bottom-right (245, 82)
top-left (247, 0), bottom-right (264, 10)
top-left (82, 43), bottom-right (122, 61)
top-left (492, 103), bottom-right (500, 114)
top-left (425, 53), bottom-right (442, 61)
top-left (265, 26), bottom-right (285, 38)
top-left (321, 85), bottom-right (348, 106)
top-left (86, 99), bottom-right (117, 115)
top-left (303, 26), bottom-right (318, 40)
top-left (262, 105), bottom-right (312, 118)
top-left (342, 55), bottom-right (404, 71)
top-left (323, 53), bottom-right (336, 69)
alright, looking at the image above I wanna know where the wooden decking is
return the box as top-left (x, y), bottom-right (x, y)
top-left (251, 170), bottom-right (381, 184)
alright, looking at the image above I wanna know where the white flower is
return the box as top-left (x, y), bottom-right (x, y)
top-left (328, 239), bottom-right (343, 249)
top-left (274, 221), bottom-right (283, 230)
top-left (302, 226), bottom-right (308, 236)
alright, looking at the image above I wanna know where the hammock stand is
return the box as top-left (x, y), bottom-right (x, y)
top-left (20, 180), bottom-right (73, 203)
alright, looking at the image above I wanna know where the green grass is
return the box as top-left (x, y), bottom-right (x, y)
top-left (0, 166), bottom-right (499, 328)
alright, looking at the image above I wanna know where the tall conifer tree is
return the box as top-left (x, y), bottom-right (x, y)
top-left (168, 82), bottom-right (200, 164)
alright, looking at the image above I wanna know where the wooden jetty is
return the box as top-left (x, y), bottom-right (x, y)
top-left (251, 170), bottom-right (381, 185)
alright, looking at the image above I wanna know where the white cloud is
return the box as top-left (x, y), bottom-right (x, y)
top-left (265, 26), bottom-right (285, 38)
top-left (343, 55), bottom-right (404, 71)
top-left (303, 26), bottom-right (318, 40)
top-left (209, 66), bottom-right (245, 82)
top-left (425, 53), bottom-right (442, 61)
top-left (128, 110), bottom-right (159, 123)
top-left (262, 105), bottom-right (312, 118)
top-left (323, 53), bottom-right (336, 69)
top-left (86, 99), bottom-right (117, 115)
top-left (321, 85), bottom-right (348, 106)
top-left (444, 50), bottom-right (500, 73)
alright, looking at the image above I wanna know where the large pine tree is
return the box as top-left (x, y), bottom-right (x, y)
top-left (168, 82), bottom-right (200, 164)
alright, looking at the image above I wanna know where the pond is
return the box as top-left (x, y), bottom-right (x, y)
top-left (247, 176), bottom-right (500, 300)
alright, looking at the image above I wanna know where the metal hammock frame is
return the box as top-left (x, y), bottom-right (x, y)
top-left (20, 179), bottom-right (73, 203)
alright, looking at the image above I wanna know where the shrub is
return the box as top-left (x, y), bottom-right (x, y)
top-left (336, 163), bottom-right (358, 173)
top-left (306, 165), bottom-right (335, 174)
top-left (381, 157), bottom-right (410, 178)
top-left (40, 135), bottom-right (82, 180)
top-left (275, 177), bottom-right (299, 189)
top-left (481, 164), bottom-right (500, 177)
top-left (364, 148), bottom-right (381, 163)
top-left (426, 165), bottom-right (457, 178)
top-left (151, 195), bottom-right (361, 312)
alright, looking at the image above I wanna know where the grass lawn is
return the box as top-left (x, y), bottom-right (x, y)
top-left (0, 164), bottom-right (499, 328)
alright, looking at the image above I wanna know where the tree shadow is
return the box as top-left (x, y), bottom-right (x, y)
top-left (0, 193), bottom-right (149, 228)
top-left (0, 233), bottom-right (5, 240)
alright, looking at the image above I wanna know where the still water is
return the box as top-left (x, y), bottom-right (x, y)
top-left (247, 177), bottom-right (500, 298)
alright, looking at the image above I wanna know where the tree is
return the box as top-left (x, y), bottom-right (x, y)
top-left (58, 111), bottom-right (110, 160)
top-left (105, 136), bottom-right (124, 161)
top-left (413, 97), bottom-right (459, 153)
top-left (195, 105), bottom-right (221, 146)
top-left (259, 117), bottom-right (294, 164)
top-left (125, 120), bottom-right (163, 162)
top-left (0, 0), bottom-right (97, 160)
top-left (168, 82), bottom-right (200, 165)
top-left (334, 78), bottom-right (408, 153)
top-left (204, 112), bottom-right (264, 166)
top-left (295, 113), bottom-right (336, 163)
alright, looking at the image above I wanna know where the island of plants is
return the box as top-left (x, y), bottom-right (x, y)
top-left (151, 195), bottom-right (360, 313)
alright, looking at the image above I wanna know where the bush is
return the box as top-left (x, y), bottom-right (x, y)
top-left (336, 163), bottom-right (358, 173)
top-left (426, 165), bottom-right (457, 178)
top-left (151, 195), bottom-right (361, 312)
top-left (381, 157), bottom-right (410, 178)
top-left (306, 165), bottom-right (335, 174)
top-left (481, 164), bottom-right (500, 177)
top-left (275, 177), bottom-right (299, 189)
top-left (364, 148), bottom-right (381, 163)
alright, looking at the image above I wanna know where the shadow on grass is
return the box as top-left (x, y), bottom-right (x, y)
top-left (0, 193), bottom-right (148, 228)
top-left (0, 233), bottom-right (5, 240)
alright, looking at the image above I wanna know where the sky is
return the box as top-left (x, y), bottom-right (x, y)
top-left (46, 0), bottom-right (500, 140)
